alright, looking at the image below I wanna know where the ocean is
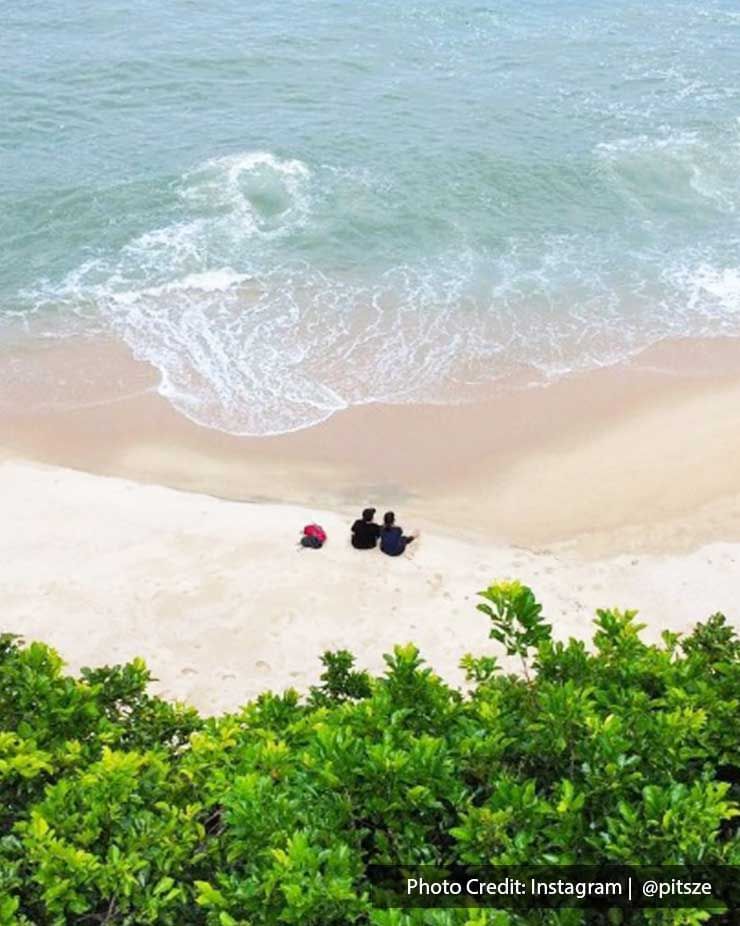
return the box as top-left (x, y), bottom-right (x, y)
top-left (2, 0), bottom-right (739, 434)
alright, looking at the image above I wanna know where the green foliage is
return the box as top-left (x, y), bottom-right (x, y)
top-left (477, 582), bottom-right (552, 679)
top-left (309, 649), bottom-right (373, 706)
top-left (0, 588), bottom-right (738, 925)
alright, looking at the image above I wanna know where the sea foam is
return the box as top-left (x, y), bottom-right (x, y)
top-left (15, 136), bottom-right (740, 435)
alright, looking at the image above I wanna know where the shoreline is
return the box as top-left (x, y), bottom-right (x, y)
top-left (3, 333), bottom-right (740, 554)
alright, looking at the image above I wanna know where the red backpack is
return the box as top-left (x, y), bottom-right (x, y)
top-left (303, 523), bottom-right (327, 545)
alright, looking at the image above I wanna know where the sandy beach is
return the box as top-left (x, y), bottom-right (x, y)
top-left (2, 334), bottom-right (740, 713)
top-left (2, 459), bottom-right (738, 715)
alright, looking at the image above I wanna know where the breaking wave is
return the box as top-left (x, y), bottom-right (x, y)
top-left (18, 147), bottom-right (740, 435)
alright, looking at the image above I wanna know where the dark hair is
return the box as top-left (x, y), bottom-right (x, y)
top-left (362, 508), bottom-right (376, 522)
top-left (383, 511), bottom-right (395, 526)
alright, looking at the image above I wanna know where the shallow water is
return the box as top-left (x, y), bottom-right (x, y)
top-left (2, 0), bottom-right (739, 433)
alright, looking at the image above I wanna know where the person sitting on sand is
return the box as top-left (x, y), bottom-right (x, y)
top-left (379, 511), bottom-right (415, 557)
top-left (351, 507), bottom-right (381, 550)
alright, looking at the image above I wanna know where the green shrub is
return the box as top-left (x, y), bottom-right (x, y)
top-left (0, 585), bottom-right (737, 925)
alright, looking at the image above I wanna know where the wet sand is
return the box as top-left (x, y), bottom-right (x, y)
top-left (3, 333), bottom-right (740, 553)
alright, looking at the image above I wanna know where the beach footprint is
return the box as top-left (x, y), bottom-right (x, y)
top-left (428, 572), bottom-right (444, 594)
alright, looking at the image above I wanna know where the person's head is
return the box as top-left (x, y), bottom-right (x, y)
top-left (362, 507), bottom-right (376, 522)
top-left (383, 511), bottom-right (395, 527)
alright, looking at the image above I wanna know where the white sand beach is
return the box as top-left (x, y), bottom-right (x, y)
top-left (3, 336), bottom-right (740, 712)
top-left (3, 459), bottom-right (738, 714)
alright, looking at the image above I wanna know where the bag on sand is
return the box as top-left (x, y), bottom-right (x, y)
top-left (301, 523), bottom-right (327, 549)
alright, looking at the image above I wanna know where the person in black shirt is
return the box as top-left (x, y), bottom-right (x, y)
top-left (351, 507), bottom-right (381, 549)
top-left (379, 511), bottom-right (415, 557)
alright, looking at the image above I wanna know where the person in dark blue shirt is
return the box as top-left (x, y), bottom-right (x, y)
top-left (379, 511), bottom-right (415, 557)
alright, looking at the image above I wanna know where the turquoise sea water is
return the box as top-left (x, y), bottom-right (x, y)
top-left (2, 0), bottom-right (740, 433)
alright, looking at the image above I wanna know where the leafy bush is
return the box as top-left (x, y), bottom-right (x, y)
top-left (0, 584), bottom-right (738, 925)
